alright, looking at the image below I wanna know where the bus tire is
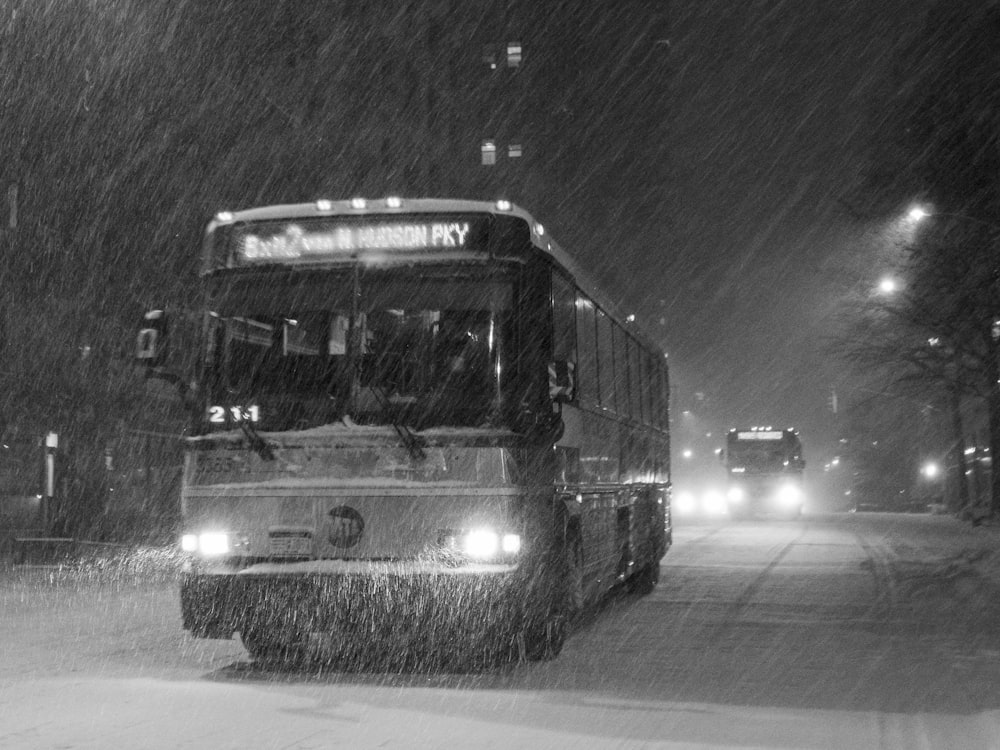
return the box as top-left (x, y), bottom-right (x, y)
top-left (519, 613), bottom-right (567, 662)
top-left (628, 559), bottom-right (660, 596)
top-left (520, 532), bottom-right (583, 662)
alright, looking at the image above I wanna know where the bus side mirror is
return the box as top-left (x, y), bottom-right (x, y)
top-left (136, 310), bottom-right (168, 367)
top-left (548, 360), bottom-right (576, 404)
top-left (135, 309), bottom-right (188, 399)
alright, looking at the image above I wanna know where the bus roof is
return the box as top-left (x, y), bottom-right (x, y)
top-left (206, 198), bottom-right (668, 361)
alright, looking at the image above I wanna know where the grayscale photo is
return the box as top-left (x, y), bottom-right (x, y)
top-left (2, 2), bottom-right (999, 748)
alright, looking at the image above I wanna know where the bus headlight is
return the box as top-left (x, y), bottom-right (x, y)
top-left (442, 528), bottom-right (521, 561)
top-left (181, 531), bottom-right (236, 556)
top-left (501, 533), bottom-right (522, 554)
top-left (463, 529), bottom-right (499, 558)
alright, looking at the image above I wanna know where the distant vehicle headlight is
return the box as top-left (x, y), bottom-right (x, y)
top-left (702, 489), bottom-right (729, 516)
top-left (727, 486), bottom-right (745, 503)
top-left (675, 491), bottom-right (697, 515)
top-left (777, 484), bottom-right (802, 506)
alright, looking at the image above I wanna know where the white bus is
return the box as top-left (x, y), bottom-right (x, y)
top-left (138, 198), bottom-right (671, 668)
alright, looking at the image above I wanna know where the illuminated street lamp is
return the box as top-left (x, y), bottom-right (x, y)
top-left (907, 204), bottom-right (999, 230)
top-left (877, 276), bottom-right (899, 295)
top-left (921, 461), bottom-right (940, 479)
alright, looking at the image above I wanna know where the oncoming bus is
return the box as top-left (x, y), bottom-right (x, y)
top-left (724, 427), bottom-right (805, 519)
top-left (137, 198), bottom-right (671, 667)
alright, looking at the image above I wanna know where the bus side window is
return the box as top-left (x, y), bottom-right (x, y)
top-left (640, 352), bottom-right (653, 426)
top-left (596, 308), bottom-right (615, 412)
top-left (329, 314), bottom-right (349, 356)
top-left (627, 336), bottom-right (642, 423)
top-left (641, 349), bottom-right (654, 425)
top-left (611, 319), bottom-right (628, 418)
top-left (575, 294), bottom-right (597, 407)
top-left (551, 273), bottom-right (577, 402)
top-left (651, 358), bottom-right (667, 429)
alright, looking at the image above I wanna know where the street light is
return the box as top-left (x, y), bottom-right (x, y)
top-left (877, 276), bottom-right (900, 295)
top-left (907, 204), bottom-right (999, 230)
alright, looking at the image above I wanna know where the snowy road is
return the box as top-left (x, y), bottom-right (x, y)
top-left (3, 512), bottom-right (1000, 749)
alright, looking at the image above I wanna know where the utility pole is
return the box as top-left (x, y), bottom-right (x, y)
top-left (43, 432), bottom-right (58, 531)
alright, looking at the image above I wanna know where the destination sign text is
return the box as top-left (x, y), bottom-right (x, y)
top-left (239, 222), bottom-right (473, 262)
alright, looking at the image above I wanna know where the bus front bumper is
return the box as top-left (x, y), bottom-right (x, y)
top-left (180, 561), bottom-right (525, 647)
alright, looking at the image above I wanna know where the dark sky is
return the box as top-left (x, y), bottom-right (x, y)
top-left (650, 1), bottom-right (934, 461)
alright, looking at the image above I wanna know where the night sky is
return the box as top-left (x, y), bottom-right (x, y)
top-left (0, 1), bottom-right (953, 504)
top-left (653, 1), bottom-right (935, 466)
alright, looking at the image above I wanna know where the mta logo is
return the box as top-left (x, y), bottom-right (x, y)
top-left (326, 506), bottom-right (365, 548)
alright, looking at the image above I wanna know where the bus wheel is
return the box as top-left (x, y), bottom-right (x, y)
top-left (565, 533), bottom-right (584, 614)
top-left (628, 559), bottom-right (660, 596)
top-left (519, 613), bottom-right (567, 662)
top-left (520, 533), bottom-right (583, 662)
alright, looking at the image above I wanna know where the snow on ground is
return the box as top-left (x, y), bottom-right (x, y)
top-left (964, 519), bottom-right (1000, 574)
top-left (5, 513), bottom-right (1000, 749)
top-left (6, 674), bottom-right (1000, 750)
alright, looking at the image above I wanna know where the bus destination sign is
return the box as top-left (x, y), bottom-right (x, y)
top-left (736, 431), bottom-right (784, 441)
top-left (236, 220), bottom-right (474, 264)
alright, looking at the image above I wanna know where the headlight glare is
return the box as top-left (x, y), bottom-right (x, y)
top-left (182, 531), bottom-right (232, 556)
top-left (703, 490), bottom-right (729, 516)
top-left (198, 532), bottom-right (231, 556)
top-left (777, 484), bottom-right (802, 506)
top-left (463, 529), bottom-right (500, 559)
top-left (675, 491), bottom-right (696, 515)
top-left (501, 533), bottom-right (521, 554)
top-left (446, 527), bottom-right (520, 561)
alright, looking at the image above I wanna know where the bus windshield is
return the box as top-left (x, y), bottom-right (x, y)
top-left (726, 432), bottom-right (803, 474)
top-left (728, 442), bottom-right (792, 472)
top-left (204, 266), bottom-right (515, 433)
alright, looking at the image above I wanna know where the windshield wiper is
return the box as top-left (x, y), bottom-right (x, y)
top-left (222, 385), bottom-right (276, 461)
top-left (238, 412), bottom-right (275, 461)
top-left (368, 384), bottom-right (426, 461)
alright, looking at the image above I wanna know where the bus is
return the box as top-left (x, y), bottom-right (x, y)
top-left (137, 197), bottom-right (671, 667)
top-left (723, 427), bottom-right (805, 519)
